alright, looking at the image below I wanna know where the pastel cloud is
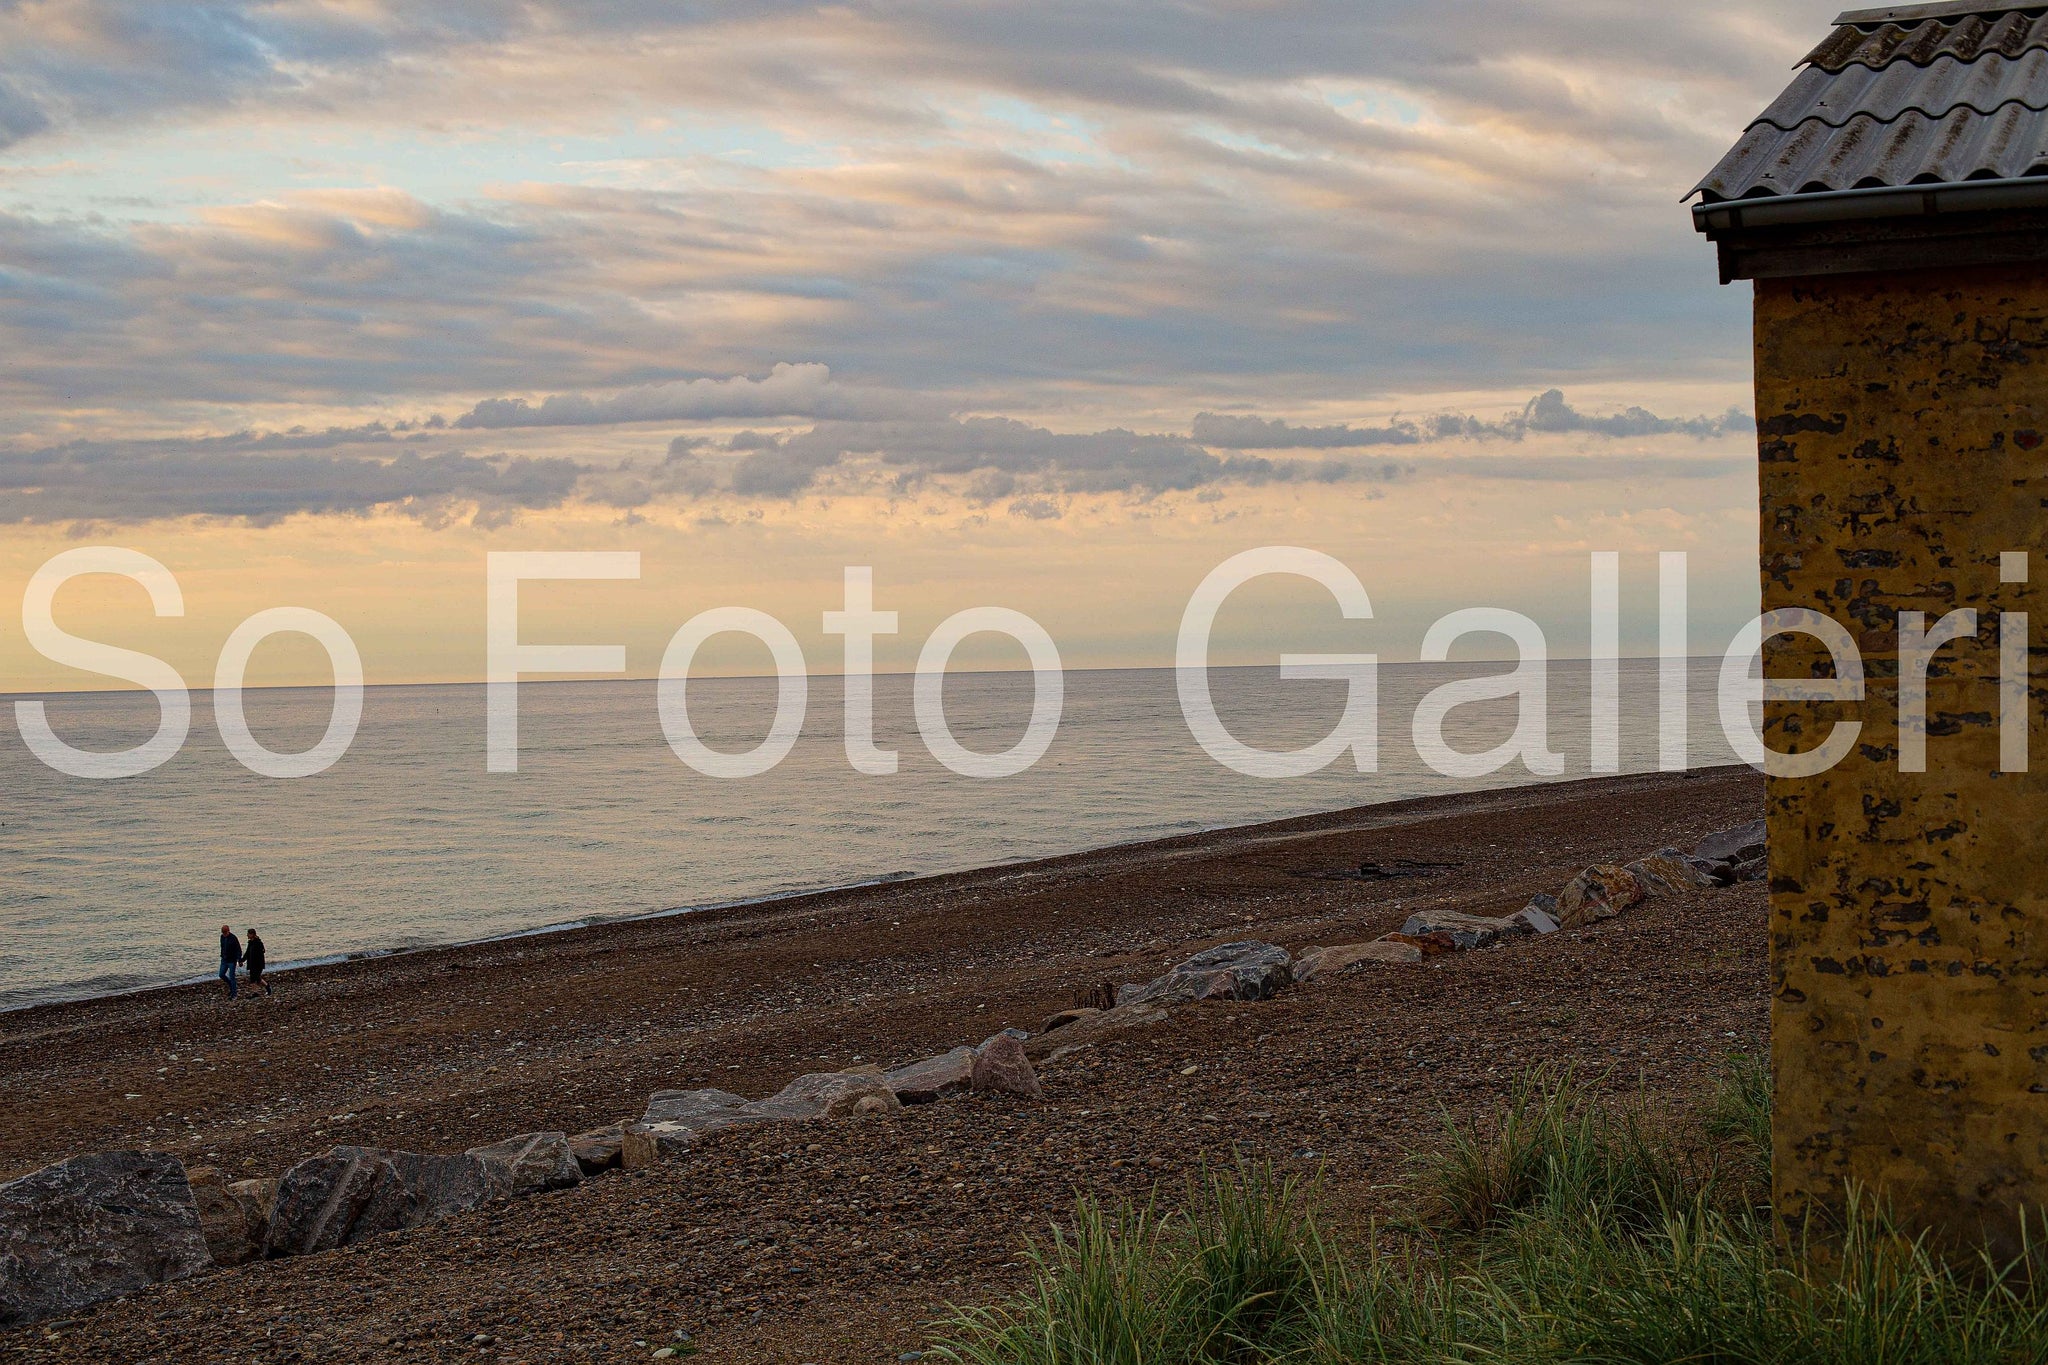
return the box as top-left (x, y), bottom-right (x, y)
top-left (0, 1), bottom-right (1822, 533)
top-left (0, 389), bottom-right (1749, 524)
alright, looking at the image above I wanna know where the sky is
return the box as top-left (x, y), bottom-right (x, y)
top-left (0, 0), bottom-right (1843, 689)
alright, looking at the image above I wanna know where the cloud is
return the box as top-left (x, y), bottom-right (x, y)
top-left (1190, 413), bottom-right (1420, 449)
top-left (0, 435), bottom-right (582, 526)
top-left (0, 386), bottom-right (1748, 525)
top-left (1197, 393), bottom-right (1750, 450)
top-left (693, 397), bottom-right (1751, 499)
top-left (452, 363), bottom-right (930, 429)
top-left (0, 2), bottom-right (1841, 432)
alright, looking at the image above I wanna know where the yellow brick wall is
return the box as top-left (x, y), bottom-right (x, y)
top-left (1755, 263), bottom-right (2048, 1255)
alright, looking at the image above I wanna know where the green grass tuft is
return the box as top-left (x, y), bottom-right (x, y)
top-left (1406, 1063), bottom-right (1719, 1238)
top-left (928, 1059), bottom-right (2048, 1365)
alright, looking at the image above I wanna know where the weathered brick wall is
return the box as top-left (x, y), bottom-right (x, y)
top-left (1755, 262), bottom-right (2048, 1255)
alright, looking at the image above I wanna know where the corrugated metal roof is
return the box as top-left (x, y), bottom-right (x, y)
top-left (1758, 50), bottom-right (2048, 128)
top-left (1704, 104), bottom-right (2048, 198)
top-left (1804, 10), bottom-right (2048, 72)
top-left (1693, 4), bottom-right (2048, 202)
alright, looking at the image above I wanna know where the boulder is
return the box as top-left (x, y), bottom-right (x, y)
top-left (621, 1122), bottom-right (703, 1171)
top-left (466, 1133), bottom-right (582, 1196)
top-left (884, 1047), bottom-right (976, 1104)
top-left (1383, 931), bottom-right (1458, 958)
top-left (265, 1146), bottom-right (496, 1256)
top-left (1397, 910), bottom-right (1525, 950)
top-left (643, 1088), bottom-right (761, 1131)
top-left (970, 1033), bottom-right (1043, 1099)
top-left (569, 1125), bottom-right (626, 1176)
top-left (760, 1068), bottom-right (902, 1120)
top-left (229, 1178), bottom-right (278, 1229)
top-left (185, 1166), bottom-right (269, 1268)
top-left (624, 1089), bottom-right (771, 1169)
top-left (1627, 848), bottom-right (1718, 895)
top-left (1296, 940), bottom-right (1424, 979)
top-left (1023, 1002), bottom-right (1169, 1059)
top-left (344, 1148), bottom-right (497, 1243)
top-left (1115, 942), bottom-right (1293, 1007)
top-left (0, 1151), bottom-right (212, 1328)
top-left (1524, 892), bottom-right (1560, 918)
top-left (1040, 1008), bottom-right (1102, 1035)
top-left (1694, 819), bottom-right (1765, 866)
top-left (1556, 865), bottom-right (1650, 928)
top-left (263, 1148), bottom-right (391, 1258)
top-left (1510, 906), bottom-right (1561, 935)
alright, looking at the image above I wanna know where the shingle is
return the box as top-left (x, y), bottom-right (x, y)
top-left (1694, 4), bottom-right (2048, 202)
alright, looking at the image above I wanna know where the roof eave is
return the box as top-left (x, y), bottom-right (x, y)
top-left (1692, 176), bottom-right (2048, 233)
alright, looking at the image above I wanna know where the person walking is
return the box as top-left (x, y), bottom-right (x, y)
top-left (243, 927), bottom-right (273, 997)
top-left (218, 925), bottom-right (242, 1000)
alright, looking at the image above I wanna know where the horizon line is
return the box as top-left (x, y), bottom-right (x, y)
top-left (0, 654), bottom-right (1742, 701)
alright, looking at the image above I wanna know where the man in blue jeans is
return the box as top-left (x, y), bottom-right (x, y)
top-left (219, 924), bottom-right (241, 1000)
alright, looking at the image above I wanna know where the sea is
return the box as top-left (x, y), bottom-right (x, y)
top-left (0, 661), bottom-right (1750, 1010)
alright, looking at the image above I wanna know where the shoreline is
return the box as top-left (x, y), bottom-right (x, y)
top-left (1, 763), bottom-right (1754, 1018)
top-left (2, 763), bottom-right (1770, 1362)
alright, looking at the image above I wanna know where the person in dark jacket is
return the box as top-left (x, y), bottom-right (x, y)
top-left (218, 925), bottom-right (242, 1000)
top-left (244, 928), bottom-right (273, 997)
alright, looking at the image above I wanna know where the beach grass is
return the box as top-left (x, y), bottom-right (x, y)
top-left (927, 1059), bottom-right (2048, 1364)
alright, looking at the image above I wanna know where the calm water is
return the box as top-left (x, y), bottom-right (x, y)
top-left (0, 662), bottom-right (1747, 1009)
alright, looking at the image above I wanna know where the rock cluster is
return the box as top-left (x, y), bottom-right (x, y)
top-left (1291, 820), bottom-right (1765, 984)
top-left (0, 819), bottom-right (1764, 1331)
top-left (1114, 941), bottom-right (1294, 1007)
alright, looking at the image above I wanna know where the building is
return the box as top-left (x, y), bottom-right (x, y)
top-left (1693, 1), bottom-right (2048, 1254)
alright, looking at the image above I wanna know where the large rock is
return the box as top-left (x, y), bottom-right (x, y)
top-left (339, 1146), bottom-right (495, 1244)
top-left (884, 1047), bottom-right (976, 1105)
top-left (1397, 910), bottom-right (1525, 950)
top-left (624, 1089), bottom-right (770, 1169)
top-left (266, 1146), bottom-right (498, 1256)
top-left (1383, 930), bottom-right (1458, 957)
top-left (569, 1125), bottom-right (626, 1176)
top-left (1115, 942), bottom-right (1293, 1007)
top-left (465, 1133), bottom-right (583, 1196)
top-left (1510, 905), bottom-right (1561, 935)
top-left (264, 1148), bottom-right (391, 1258)
top-left (1296, 940), bottom-right (1424, 980)
top-left (0, 1151), bottom-right (212, 1328)
top-left (643, 1088), bottom-right (761, 1131)
top-left (185, 1166), bottom-right (271, 1268)
top-left (1023, 1002), bottom-right (1169, 1059)
top-left (621, 1122), bottom-right (701, 1170)
top-left (970, 1033), bottom-right (1043, 1099)
top-left (621, 1070), bottom-right (903, 1170)
top-left (760, 1067), bottom-right (902, 1120)
top-left (1627, 848), bottom-right (1719, 896)
top-left (1040, 1008), bottom-right (1102, 1035)
top-left (1556, 865), bottom-right (1650, 928)
top-left (1694, 819), bottom-right (1765, 866)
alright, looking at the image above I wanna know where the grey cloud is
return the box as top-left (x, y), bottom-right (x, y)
top-left (0, 435), bottom-right (583, 525)
top-left (0, 2), bottom-right (1823, 472)
top-left (1191, 413), bottom-right (1420, 449)
top-left (453, 363), bottom-right (930, 429)
top-left (1196, 392), bottom-right (1749, 450)
top-left (1008, 495), bottom-right (1062, 520)
top-left (731, 418), bottom-right (1228, 497)
top-left (0, 382), bottom-right (1750, 525)
top-left (705, 398), bottom-right (1748, 499)
top-left (0, 2), bottom-right (1828, 158)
